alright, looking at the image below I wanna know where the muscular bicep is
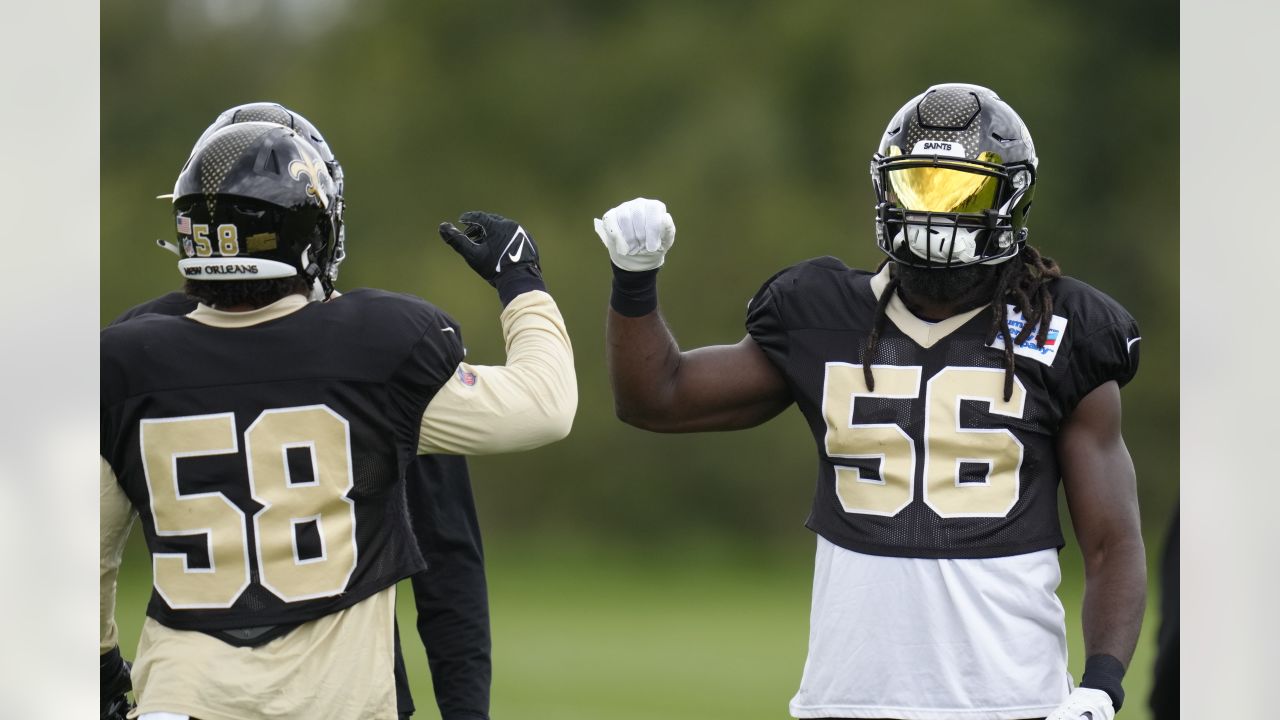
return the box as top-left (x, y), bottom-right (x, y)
top-left (614, 332), bottom-right (792, 433)
top-left (1059, 381), bottom-right (1141, 554)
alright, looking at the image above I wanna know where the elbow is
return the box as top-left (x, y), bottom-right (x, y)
top-left (614, 399), bottom-right (673, 433)
top-left (614, 402), bottom-right (647, 429)
top-left (543, 392), bottom-right (577, 444)
top-left (1082, 531), bottom-right (1146, 578)
top-left (528, 378), bottom-right (577, 447)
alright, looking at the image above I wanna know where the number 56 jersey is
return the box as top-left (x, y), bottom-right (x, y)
top-left (746, 258), bottom-right (1140, 559)
top-left (100, 290), bottom-right (464, 632)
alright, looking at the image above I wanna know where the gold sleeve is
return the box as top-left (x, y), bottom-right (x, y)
top-left (418, 290), bottom-right (577, 455)
top-left (101, 457), bottom-right (137, 654)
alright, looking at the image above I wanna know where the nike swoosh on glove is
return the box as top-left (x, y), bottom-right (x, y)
top-left (1044, 687), bottom-right (1116, 720)
top-left (440, 210), bottom-right (546, 305)
top-left (594, 197), bottom-right (676, 272)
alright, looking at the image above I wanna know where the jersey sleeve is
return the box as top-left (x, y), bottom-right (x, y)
top-left (745, 269), bottom-right (791, 369)
top-left (418, 290), bottom-right (576, 455)
top-left (1061, 294), bottom-right (1141, 411)
top-left (387, 307), bottom-right (469, 446)
top-left (100, 457), bottom-right (136, 654)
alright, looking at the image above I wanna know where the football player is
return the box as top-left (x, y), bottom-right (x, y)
top-left (100, 120), bottom-right (576, 719)
top-left (596, 83), bottom-right (1144, 720)
top-left (106, 103), bottom-right (495, 720)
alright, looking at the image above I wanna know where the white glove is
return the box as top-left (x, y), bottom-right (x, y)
top-left (1045, 688), bottom-right (1115, 720)
top-left (594, 197), bottom-right (676, 271)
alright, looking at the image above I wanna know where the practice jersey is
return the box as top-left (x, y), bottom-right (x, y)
top-left (101, 289), bottom-right (464, 632)
top-left (746, 258), bottom-right (1139, 560)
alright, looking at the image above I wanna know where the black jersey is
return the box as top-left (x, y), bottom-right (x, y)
top-left (746, 257), bottom-right (1139, 559)
top-left (112, 292), bottom-right (493, 714)
top-left (111, 291), bottom-right (194, 323)
top-left (101, 289), bottom-right (464, 631)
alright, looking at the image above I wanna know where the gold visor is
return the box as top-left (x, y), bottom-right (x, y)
top-left (887, 164), bottom-right (1000, 213)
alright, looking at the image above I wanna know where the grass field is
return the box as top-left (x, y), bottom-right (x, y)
top-left (112, 529), bottom-right (1162, 720)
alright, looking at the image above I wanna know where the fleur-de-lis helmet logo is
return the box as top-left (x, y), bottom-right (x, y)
top-left (288, 144), bottom-right (331, 209)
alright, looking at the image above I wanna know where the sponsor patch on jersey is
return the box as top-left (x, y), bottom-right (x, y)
top-left (986, 306), bottom-right (1067, 366)
top-left (456, 366), bottom-right (477, 386)
top-left (911, 139), bottom-right (966, 158)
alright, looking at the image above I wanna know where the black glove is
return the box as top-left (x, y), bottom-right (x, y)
top-left (101, 646), bottom-right (134, 720)
top-left (439, 211), bottom-right (546, 306)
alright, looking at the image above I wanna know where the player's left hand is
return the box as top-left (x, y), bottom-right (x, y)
top-left (439, 211), bottom-right (545, 304)
top-left (1044, 687), bottom-right (1115, 720)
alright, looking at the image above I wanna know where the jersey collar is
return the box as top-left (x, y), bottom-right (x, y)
top-left (187, 293), bottom-right (309, 328)
top-left (869, 264), bottom-right (989, 349)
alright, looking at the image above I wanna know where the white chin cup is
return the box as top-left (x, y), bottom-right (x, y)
top-left (892, 215), bottom-right (982, 265)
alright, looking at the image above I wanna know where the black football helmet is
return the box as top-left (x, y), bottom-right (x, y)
top-left (871, 83), bottom-right (1037, 269)
top-left (171, 122), bottom-right (340, 294)
top-left (194, 102), bottom-right (347, 283)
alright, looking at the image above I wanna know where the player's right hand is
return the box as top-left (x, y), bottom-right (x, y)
top-left (594, 197), bottom-right (676, 272)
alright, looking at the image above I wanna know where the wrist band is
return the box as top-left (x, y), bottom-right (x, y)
top-left (610, 264), bottom-right (660, 317)
top-left (494, 266), bottom-right (546, 307)
top-left (1081, 653), bottom-right (1126, 710)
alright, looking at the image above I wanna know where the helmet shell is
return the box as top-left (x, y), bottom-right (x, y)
top-left (194, 102), bottom-right (347, 283)
top-left (172, 122), bottom-right (338, 283)
top-left (872, 83), bottom-right (1038, 268)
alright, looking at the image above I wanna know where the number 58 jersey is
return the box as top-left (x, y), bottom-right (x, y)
top-left (746, 258), bottom-right (1140, 559)
top-left (100, 290), bottom-right (464, 632)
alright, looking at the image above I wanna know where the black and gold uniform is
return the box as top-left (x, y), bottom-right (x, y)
top-left (111, 291), bottom-right (495, 719)
top-left (102, 290), bottom-right (460, 631)
top-left (101, 289), bottom-right (574, 720)
top-left (101, 118), bottom-right (573, 720)
top-left (746, 257), bottom-right (1140, 559)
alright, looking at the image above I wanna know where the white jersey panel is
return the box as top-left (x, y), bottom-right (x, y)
top-left (790, 536), bottom-right (1071, 720)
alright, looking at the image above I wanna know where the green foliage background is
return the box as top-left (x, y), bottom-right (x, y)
top-left (102, 1), bottom-right (1177, 717)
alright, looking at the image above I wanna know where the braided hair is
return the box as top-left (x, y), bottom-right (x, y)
top-left (861, 244), bottom-right (1061, 402)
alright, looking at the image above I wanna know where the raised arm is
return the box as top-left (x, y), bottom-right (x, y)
top-left (598, 198), bottom-right (791, 433)
top-left (418, 212), bottom-right (577, 455)
top-left (1047, 379), bottom-right (1146, 720)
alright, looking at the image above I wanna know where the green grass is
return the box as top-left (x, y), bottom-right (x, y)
top-left (113, 534), bottom-right (1161, 719)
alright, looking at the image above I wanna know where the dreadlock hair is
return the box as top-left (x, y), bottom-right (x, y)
top-left (184, 276), bottom-right (310, 310)
top-left (861, 244), bottom-right (1062, 402)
